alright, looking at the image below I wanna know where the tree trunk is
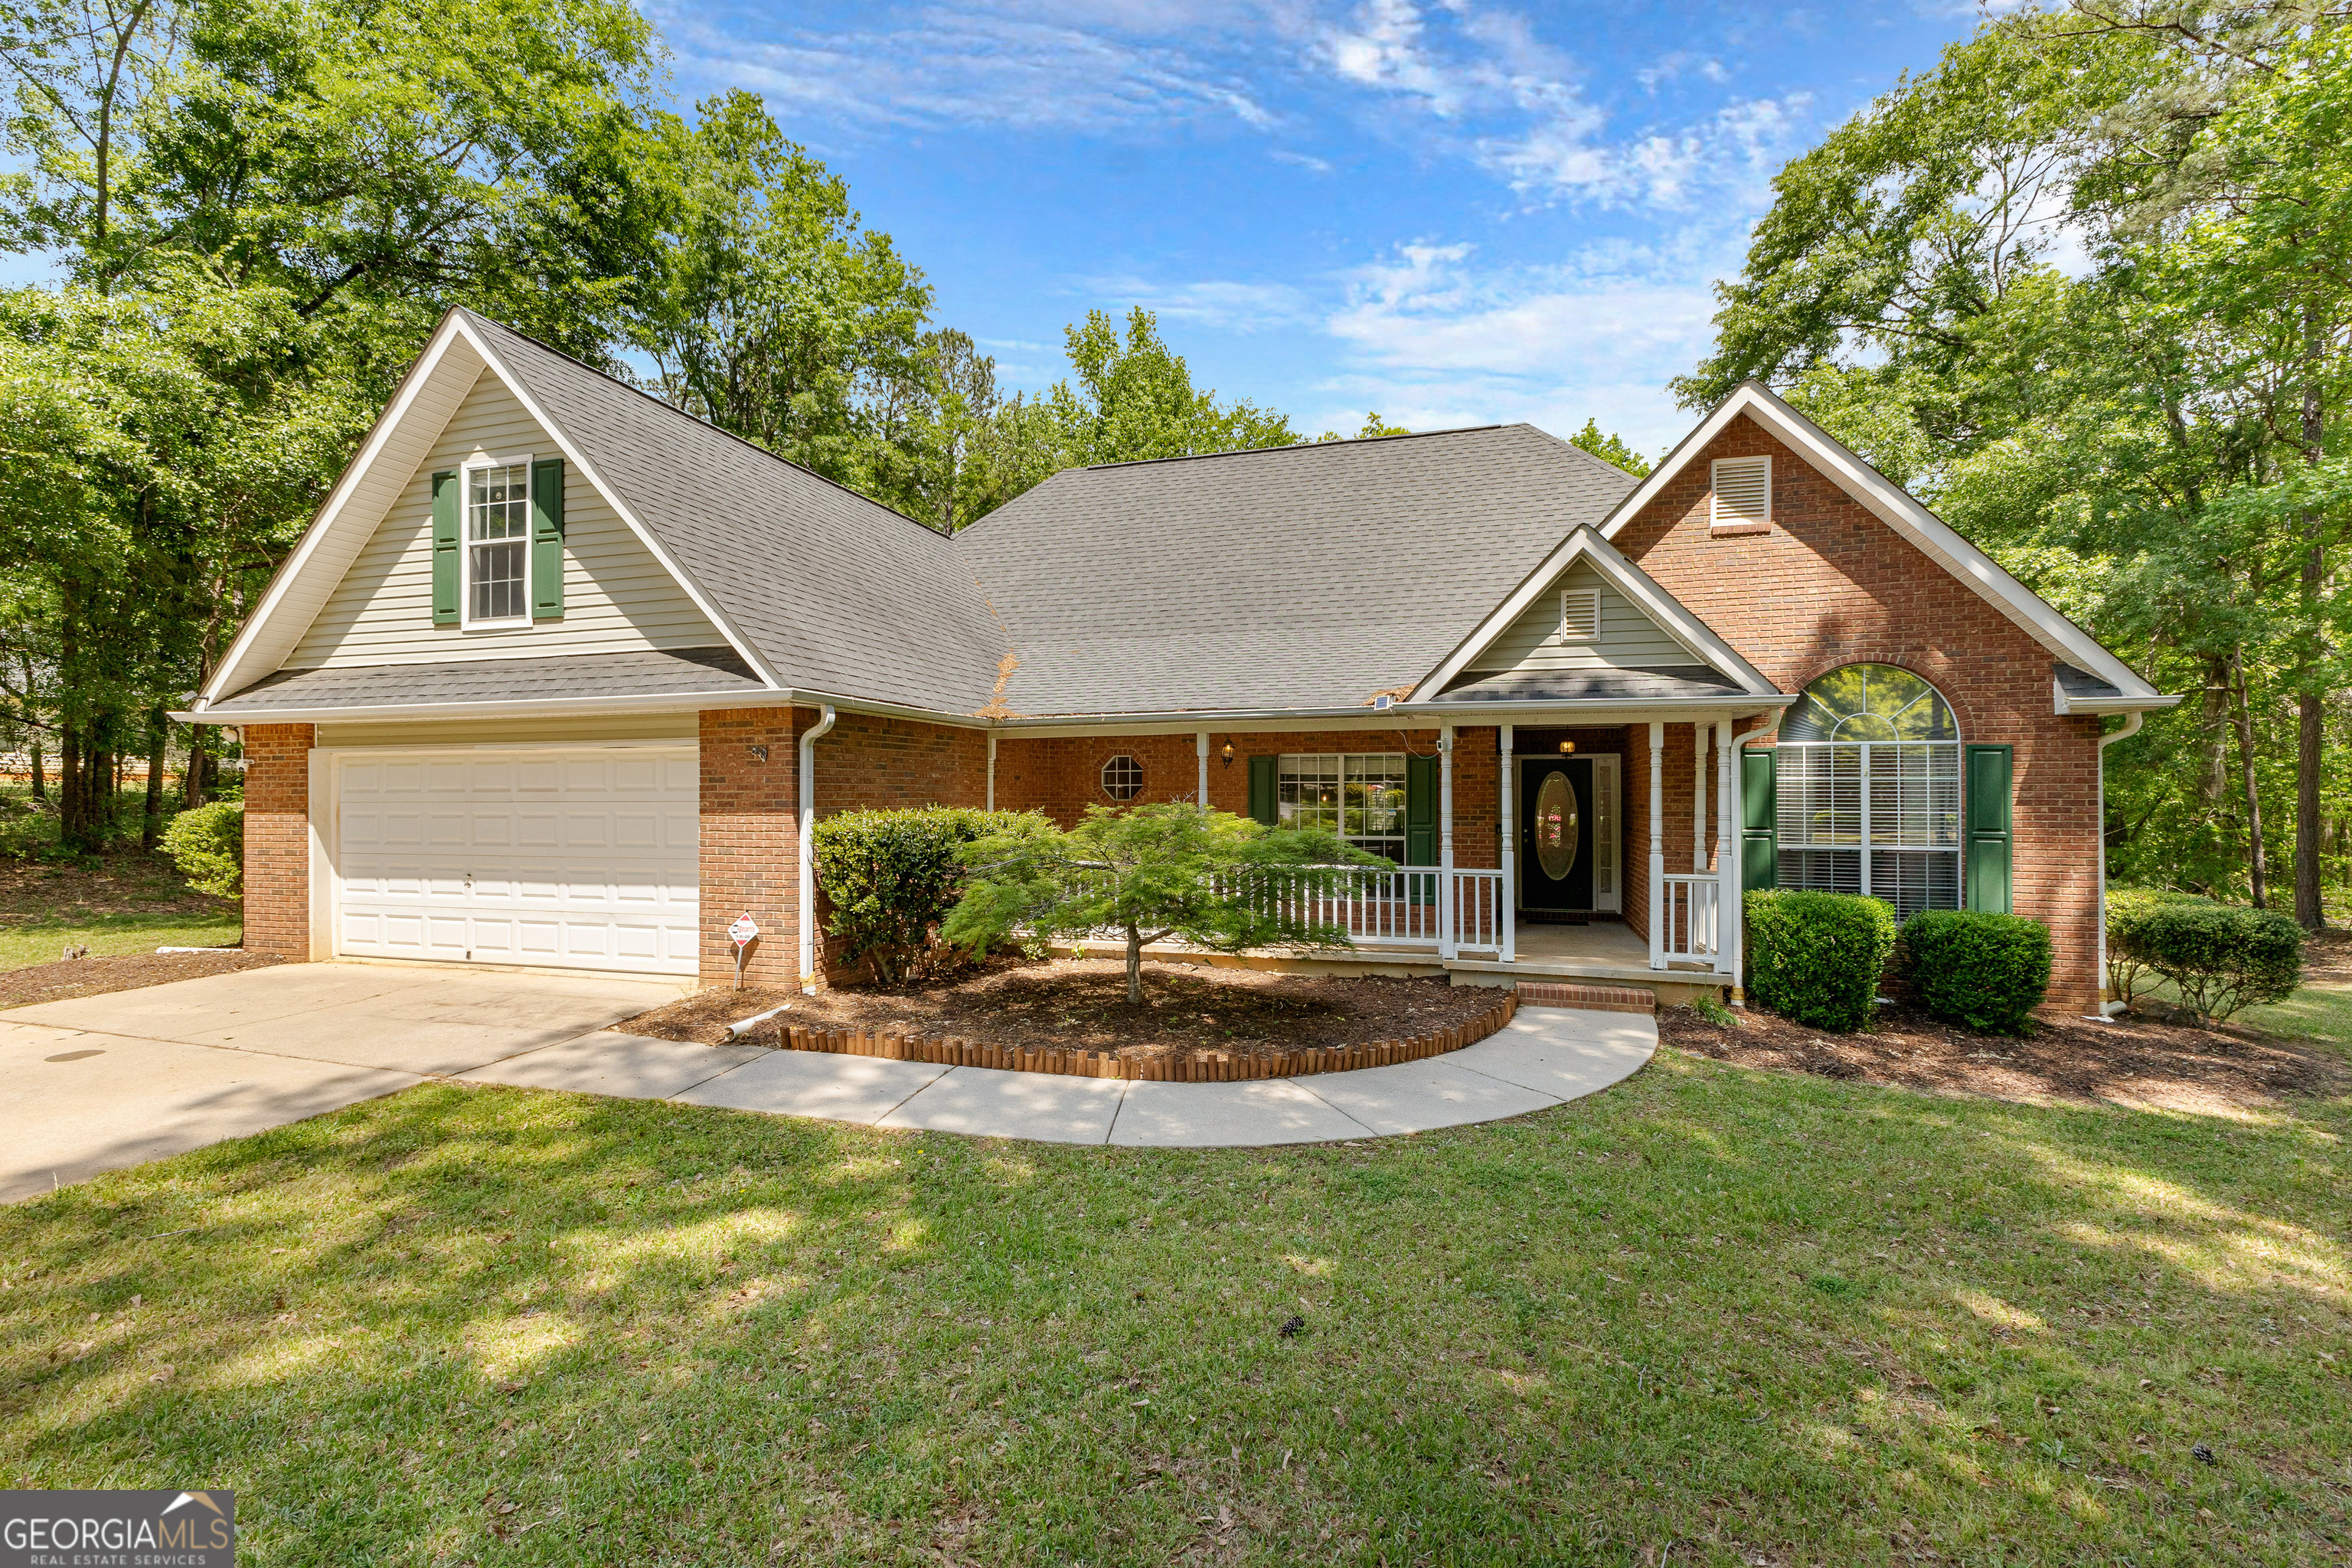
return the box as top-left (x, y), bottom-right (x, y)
top-left (1125, 922), bottom-right (1144, 1006)
top-left (184, 725), bottom-right (208, 810)
top-left (2298, 691), bottom-right (2325, 927)
top-left (2229, 645), bottom-right (2268, 908)
top-left (142, 720), bottom-right (167, 851)
top-left (27, 737), bottom-right (41, 801)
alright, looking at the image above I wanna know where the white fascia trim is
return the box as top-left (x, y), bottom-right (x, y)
top-left (1414, 525), bottom-right (1779, 703)
top-left (203, 315), bottom-right (480, 704)
top-left (1602, 383), bottom-right (2161, 701)
top-left (1000, 694), bottom-right (1793, 740)
top-left (454, 315), bottom-right (786, 691)
top-left (173, 688), bottom-right (773, 727)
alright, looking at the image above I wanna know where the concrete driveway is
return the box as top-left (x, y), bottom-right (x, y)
top-left (0, 963), bottom-right (690, 1204)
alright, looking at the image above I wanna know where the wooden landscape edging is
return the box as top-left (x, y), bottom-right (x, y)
top-left (775, 991), bottom-right (1519, 1083)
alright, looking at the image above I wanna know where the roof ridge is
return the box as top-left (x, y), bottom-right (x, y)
top-left (1077, 423), bottom-right (1509, 472)
top-left (455, 307), bottom-right (954, 542)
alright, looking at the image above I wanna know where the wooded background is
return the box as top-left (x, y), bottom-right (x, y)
top-left (1, 0), bottom-right (2342, 928)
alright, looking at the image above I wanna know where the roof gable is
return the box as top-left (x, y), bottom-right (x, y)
top-left (1599, 382), bottom-right (2161, 703)
top-left (201, 311), bottom-right (773, 707)
top-left (1414, 527), bottom-right (1781, 704)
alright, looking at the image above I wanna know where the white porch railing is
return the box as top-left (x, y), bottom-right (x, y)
top-left (1449, 867), bottom-right (1504, 955)
top-left (1661, 873), bottom-right (1720, 962)
top-left (1218, 865), bottom-right (1446, 947)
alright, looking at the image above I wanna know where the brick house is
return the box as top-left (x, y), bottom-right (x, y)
top-left (187, 309), bottom-right (2176, 1014)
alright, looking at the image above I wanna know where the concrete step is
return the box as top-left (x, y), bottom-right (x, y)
top-left (1514, 980), bottom-right (1658, 1014)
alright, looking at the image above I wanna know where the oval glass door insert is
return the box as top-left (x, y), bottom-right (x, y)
top-left (1535, 769), bottom-right (1579, 881)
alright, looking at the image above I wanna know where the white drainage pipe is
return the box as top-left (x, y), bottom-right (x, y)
top-left (798, 704), bottom-right (837, 995)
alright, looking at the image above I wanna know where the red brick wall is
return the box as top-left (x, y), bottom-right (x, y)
top-left (699, 707), bottom-right (804, 988)
top-left (241, 724), bottom-right (314, 959)
top-left (702, 709), bottom-right (991, 988)
top-left (994, 727), bottom-right (1500, 868)
top-left (1615, 413), bottom-right (2105, 1010)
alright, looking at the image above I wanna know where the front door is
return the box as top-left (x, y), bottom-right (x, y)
top-left (1519, 756), bottom-right (1595, 915)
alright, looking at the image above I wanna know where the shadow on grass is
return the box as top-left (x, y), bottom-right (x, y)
top-left (1, 1053), bottom-right (2347, 1566)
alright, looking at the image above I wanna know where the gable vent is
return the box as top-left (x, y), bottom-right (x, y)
top-left (1710, 456), bottom-right (1772, 531)
top-left (1559, 587), bottom-right (1601, 642)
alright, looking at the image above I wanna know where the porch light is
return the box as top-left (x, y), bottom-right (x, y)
top-left (1558, 740), bottom-right (1576, 754)
top-left (1220, 742), bottom-right (1236, 768)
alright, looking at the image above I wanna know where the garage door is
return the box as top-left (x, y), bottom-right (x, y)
top-left (335, 746), bottom-right (699, 976)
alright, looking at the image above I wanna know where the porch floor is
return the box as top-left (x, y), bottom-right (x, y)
top-left (1445, 916), bottom-right (1726, 993)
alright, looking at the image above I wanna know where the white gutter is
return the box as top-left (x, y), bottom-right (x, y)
top-left (798, 704), bottom-right (837, 993)
top-left (2092, 709), bottom-right (2144, 1019)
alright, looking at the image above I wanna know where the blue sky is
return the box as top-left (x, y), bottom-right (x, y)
top-left (650, 0), bottom-right (1986, 459)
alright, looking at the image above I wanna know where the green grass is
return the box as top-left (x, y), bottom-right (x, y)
top-left (0, 908), bottom-right (241, 968)
top-left (3, 1054), bottom-right (2346, 1565)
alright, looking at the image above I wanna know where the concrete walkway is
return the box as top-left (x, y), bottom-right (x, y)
top-left (2, 963), bottom-right (1654, 1203)
top-left (459, 1004), bottom-right (1656, 1147)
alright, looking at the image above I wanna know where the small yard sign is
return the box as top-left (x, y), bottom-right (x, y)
top-left (728, 913), bottom-right (758, 988)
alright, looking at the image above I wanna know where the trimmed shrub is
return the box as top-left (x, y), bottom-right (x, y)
top-left (2126, 900), bottom-right (2303, 1022)
top-left (1743, 889), bottom-right (1896, 1033)
top-left (159, 800), bottom-right (244, 899)
top-left (812, 808), bottom-right (1046, 985)
top-left (2103, 887), bottom-right (2208, 1008)
top-left (1900, 910), bottom-right (2052, 1034)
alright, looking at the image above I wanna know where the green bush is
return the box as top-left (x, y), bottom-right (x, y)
top-left (1743, 889), bottom-right (1896, 1033)
top-left (812, 807), bottom-right (1046, 985)
top-left (158, 799), bottom-right (243, 898)
top-left (1900, 909), bottom-right (2052, 1034)
top-left (2125, 900), bottom-right (2304, 1022)
top-left (2103, 887), bottom-right (2209, 1008)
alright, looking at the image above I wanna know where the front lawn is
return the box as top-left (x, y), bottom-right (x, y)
top-left (2, 1047), bottom-right (2346, 1563)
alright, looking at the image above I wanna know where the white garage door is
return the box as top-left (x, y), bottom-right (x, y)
top-left (335, 746), bottom-right (700, 976)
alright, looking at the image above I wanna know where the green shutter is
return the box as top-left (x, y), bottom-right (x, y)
top-left (430, 469), bottom-right (459, 625)
top-left (1246, 755), bottom-right (1278, 826)
top-left (1405, 753), bottom-right (1439, 867)
top-left (531, 457), bottom-right (565, 619)
top-left (1741, 746), bottom-right (1778, 892)
top-left (1965, 743), bottom-right (2014, 913)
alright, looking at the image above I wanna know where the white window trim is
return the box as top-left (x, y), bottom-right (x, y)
top-left (459, 452), bottom-right (534, 631)
top-left (1710, 454), bottom-right (1772, 531)
top-left (1558, 587), bottom-right (1602, 642)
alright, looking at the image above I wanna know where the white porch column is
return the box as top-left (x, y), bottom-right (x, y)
top-left (1648, 720), bottom-right (1665, 970)
top-left (1715, 718), bottom-right (1735, 982)
top-left (985, 732), bottom-right (997, 812)
top-left (1498, 724), bottom-right (1516, 965)
top-left (1694, 721), bottom-right (1709, 871)
top-left (1196, 730), bottom-right (1209, 810)
top-left (1439, 723), bottom-right (1457, 960)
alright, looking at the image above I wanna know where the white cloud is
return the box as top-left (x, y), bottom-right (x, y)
top-left (1079, 276), bottom-right (1319, 332)
top-left (1270, 148), bottom-right (1336, 172)
top-left (659, 5), bottom-right (1276, 132)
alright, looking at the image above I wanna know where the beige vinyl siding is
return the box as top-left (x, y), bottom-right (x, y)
top-left (1468, 560), bottom-right (1695, 674)
top-left (317, 713), bottom-right (699, 749)
top-left (288, 369), bottom-right (724, 667)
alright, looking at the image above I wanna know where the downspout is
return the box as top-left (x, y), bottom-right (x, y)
top-left (2093, 709), bottom-right (2144, 1019)
top-left (798, 704), bottom-right (838, 995)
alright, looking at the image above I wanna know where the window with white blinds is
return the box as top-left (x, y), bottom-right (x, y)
top-left (1775, 664), bottom-right (1962, 921)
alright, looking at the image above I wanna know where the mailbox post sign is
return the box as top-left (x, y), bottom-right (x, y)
top-left (728, 913), bottom-right (759, 988)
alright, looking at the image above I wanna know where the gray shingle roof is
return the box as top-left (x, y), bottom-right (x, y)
top-left (2054, 662), bottom-right (2124, 701)
top-left (465, 312), bottom-right (1008, 715)
top-left (452, 315), bottom-right (1644, 720)
top-left (1438, 666), bottom-right (1749, 704)
top-left (211, 646), bottom-right (764, 713)
top-left (958, 427), bottom-right (1639, 715)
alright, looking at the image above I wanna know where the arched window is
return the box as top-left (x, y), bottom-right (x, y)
top-left (1777, 664), bottom-right (1962, 920)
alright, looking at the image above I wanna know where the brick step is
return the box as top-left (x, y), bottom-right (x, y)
top-left (1514, 981), bottom-right (1656, 1014)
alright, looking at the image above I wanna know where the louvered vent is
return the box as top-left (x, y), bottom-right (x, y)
top-left (1559, 588), bottom-right (1601, 642)
top-left (1710, 456), bottom-right (1771, 529)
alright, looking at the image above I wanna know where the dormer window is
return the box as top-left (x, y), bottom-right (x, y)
top-left (466, 459), bottom-right (532, 625)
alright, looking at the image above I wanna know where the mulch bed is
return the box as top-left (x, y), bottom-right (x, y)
top-left (618, 957), bottom-right (1501, 1068)
top-left (1658, 999), bottom-right (2350, 1113)
top-left (0, 949), bottom-right (283, 1011)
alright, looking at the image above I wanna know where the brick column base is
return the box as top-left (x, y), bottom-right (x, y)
top-left (242, 724), bottom-right (315, 959)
